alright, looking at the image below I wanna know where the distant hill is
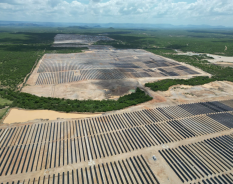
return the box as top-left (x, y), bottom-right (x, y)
top-left (0, 21), bottom-right (41, 27)
top-left (68, 26), bottom-right (88, 29)
top-left (0, 21), bottom-right (232, 29)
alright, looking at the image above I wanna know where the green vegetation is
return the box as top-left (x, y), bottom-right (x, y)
top-left (0, 88), bottom-right (152, 113)
top-left (0, 45), bottom-right (43, 88)
top-left (0, 97), bottom-right (12, 109)
top-left (46, 47), bottom-right (87, 54)
top-left (0, 97), bottom-right (12, 120)
top-left (0, 108), bottom-right (9, 120)
top-left (95, 29), bottom-right (233, 56)
top-left (145, 76), bottom-right (214, 91)
top-left (0, 97), bottom-right (12, 106)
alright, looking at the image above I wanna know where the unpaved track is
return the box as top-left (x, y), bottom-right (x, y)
top-left (19, 50), bottom-right (45, 90)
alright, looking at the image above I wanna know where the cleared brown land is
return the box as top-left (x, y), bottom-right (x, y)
top-left (5, 81), bottom-right (233, 124)
top-left (22, 49), bottom-right (209, 100)
top-left (176, 51), bottom-right (233, 68)
top-left (53, 34), bottom-right (114, 45)
top-left (0, 99), bottom-right (233, 184)
top-left (3, 108), bottom-right (102, 124)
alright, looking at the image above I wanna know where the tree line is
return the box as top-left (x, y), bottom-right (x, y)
top-left (0, 88), bottom-right (152, 113)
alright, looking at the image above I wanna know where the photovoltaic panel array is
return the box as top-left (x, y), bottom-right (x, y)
top-left (159, 133), bottom-right (233, 183)
top-left (0, 99), bottom-right (233, 183)
top-left (34, 50), bottom-right (202, 85)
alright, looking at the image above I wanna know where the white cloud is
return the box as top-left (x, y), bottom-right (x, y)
top-left (0, 0), bottom-right (232, 26)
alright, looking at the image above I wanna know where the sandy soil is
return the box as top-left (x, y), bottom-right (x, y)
top-left (206, 54), bottom-right (233, 63)
top-left (53, 34), bottom-right (113, 45)
top-left (176, 50), bottom-right (233, 63)
top-left (3, 108), bottom-right (102, 124)
top-left (214, 62), bottom-right (233, 68)
top-left (22, 79), bottom-right (139, 100)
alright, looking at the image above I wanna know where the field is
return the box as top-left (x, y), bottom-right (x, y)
top-left (0, 97), bottom-right (12, 106)
top-left (0, 98), bottom-right (12, 120)
top-left (3, 108), bottom-right (102, 124)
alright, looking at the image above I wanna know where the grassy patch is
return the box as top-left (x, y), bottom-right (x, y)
top-left (0, 97), bottom-right (12, 106)
top-left (0, 107), bottom-right (8, 120)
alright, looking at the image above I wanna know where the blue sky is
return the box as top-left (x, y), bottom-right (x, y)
top-left (0, 0), bottom-right (232, 26)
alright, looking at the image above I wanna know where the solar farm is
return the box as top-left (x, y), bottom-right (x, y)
top-left (1, 32), bottom-right (233, 184)
top-left (0, 99), bottom-right (233, 184)
top-left (35, 50), bottom-right (201, 85)
top-left (22, 48), bottom-right (208, 100)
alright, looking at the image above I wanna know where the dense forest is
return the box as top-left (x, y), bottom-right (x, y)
top-left (0, 88), bottom-right (152, 113)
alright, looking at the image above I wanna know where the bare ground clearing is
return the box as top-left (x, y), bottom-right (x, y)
top-left (176, 50), bottom-right (233, 65)
top-left (104, 80), bottom-right (233, 115)
top-left (3, 108), bottom-right (102, 124)
top-left (53, 34), bottom-right (113, 45)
